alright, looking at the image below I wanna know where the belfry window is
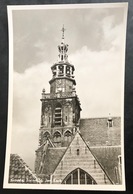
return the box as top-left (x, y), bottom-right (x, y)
top-left (58, 65), bottom-right (64, 76)
top-left (61, 55), bottom-right (63, 61)
top-left (55, 103), bottom-right (62, 126)
top-left (66, 66), bottom-right (70, 76)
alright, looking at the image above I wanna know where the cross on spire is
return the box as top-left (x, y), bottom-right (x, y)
top-left (61, 25), bottom-right (66, 40)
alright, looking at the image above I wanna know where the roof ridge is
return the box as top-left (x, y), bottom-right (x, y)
top-left (49, 147), bottom-right (67, 150)
top-left (80, 116), bottom-right (121, 119)
top-left (90, 145), bottom-right (121, 148)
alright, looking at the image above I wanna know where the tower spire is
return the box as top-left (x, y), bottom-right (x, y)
top-left (61, 24), bottom-right (66, 41)
top-left (58, 25), bottom-right (68, 62)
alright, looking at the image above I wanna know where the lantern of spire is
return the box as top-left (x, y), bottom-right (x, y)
top-left (58, 25), bottom-right (69, 62)
top-left (50, 25), bottom-right (76, 85)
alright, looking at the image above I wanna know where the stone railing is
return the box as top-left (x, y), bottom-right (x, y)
top-left (42, 91), bottom-right (76, 99)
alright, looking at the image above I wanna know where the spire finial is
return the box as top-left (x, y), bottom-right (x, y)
top-left (108, 113), bottom-right (112, 120)
top-left (61, 25), bottom-right (66, 40)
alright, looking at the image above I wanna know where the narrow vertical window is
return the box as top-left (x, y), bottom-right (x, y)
top-left (53, 131), bottom-right (61, 143)
top-left (118, 155), bottom-right (122, 165)
top-left (107, 114), bottom-right (113, 128)
top-left (64, 131), bottom-right (72, 142)
top-left (77, 149), bottom-right (79, 156)
top-left (55, 103), bottom-right (62, 126)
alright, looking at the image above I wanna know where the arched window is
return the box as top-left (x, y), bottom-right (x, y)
top-left (64, 131), bottom-right (72, 142)
top-left (43, 131), bottom-right (50, 142)
top-left (53, 131), bottom-right (61, 143)
top-left (55, 103), bottom-right (62, 126)
top-left (58, 65), bottom-right (64, 76)
top-left (62, 168), bottom-right (97, 184)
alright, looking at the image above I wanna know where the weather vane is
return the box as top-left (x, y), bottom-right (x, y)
top-left (61, 24), bottom-right (66, 40)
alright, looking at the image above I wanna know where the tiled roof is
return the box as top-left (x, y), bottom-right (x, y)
top-left (9, 154), bottom-right (42, 184)
top-left (90, 146), bottom-right (121, 184)
top-left (79, 117), bottom-right (121, 146)
top-left (42, 147), bottom-right (66, 175)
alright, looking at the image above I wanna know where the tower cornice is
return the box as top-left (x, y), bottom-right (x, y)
top-left (49, 77), bottom-right (76, 85)
top-left (51, 62), bottom-right (75, 70)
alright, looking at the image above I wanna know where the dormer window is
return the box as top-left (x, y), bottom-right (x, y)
top-left (108, 120), bottom-right (113, 127)
top-left (107, 114), bottom-right (113, 128)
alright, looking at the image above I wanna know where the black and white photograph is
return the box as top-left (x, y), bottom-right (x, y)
top-left (3, 3), bottom-right (128, 191)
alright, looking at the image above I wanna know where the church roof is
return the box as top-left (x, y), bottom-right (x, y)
top-left (79, 117), bottom-right (121, 146)
top-left (42, 147), bottom-right (66, 175)
top-left (90, 146), bottom-right (121, 184)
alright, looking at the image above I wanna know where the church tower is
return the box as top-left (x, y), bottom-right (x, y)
top-left (38, 26), bottom-right (81, 148)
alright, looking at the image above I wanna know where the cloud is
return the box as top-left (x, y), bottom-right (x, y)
top-left (12, 62), bottom-right (51, 169)
top-left (69, 45), bottom-right (123, 118)
top-left (13, 7), bottom-right (125, 72)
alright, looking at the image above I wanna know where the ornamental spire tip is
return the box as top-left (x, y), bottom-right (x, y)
top-left (61, 24), bottom-right (66, 40)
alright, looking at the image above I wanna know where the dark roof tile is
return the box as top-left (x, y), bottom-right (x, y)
top-left (9, 154), bottom-right (42, 184)
top-left (90, 146), bottom-right (121, 184)
top-left (42, 147), bottom-right (66, 175)
top-left (80, 117), bottom-right (121, 146)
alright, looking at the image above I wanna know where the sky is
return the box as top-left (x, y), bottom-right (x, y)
top-left (9, 4), bottom-right (127, 170)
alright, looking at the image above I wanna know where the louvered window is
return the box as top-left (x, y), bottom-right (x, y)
top-left (55, 103), bottom-right (62, 126)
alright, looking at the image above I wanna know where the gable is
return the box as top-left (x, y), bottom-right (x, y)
top-left (52, 132), bottom-right (112, 184)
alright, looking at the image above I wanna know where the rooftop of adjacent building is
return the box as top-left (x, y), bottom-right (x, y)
top-left (9, 154), bottom-right (42, 184)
